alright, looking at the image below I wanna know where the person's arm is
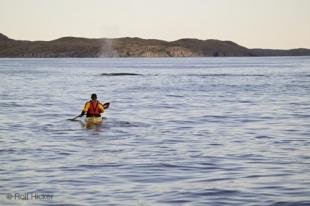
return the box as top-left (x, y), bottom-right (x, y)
top-left (79, 102), bottom-right (89, 117)
top-left (98, 102), bottom-right (105, 113)
top-left (79, 111), bottom-right (85, 117)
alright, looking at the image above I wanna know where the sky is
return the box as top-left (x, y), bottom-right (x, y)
top-left (0, 0), bottom-right (309, 49)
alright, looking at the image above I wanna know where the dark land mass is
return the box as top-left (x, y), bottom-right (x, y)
top-left (1, 33), bottom-right (310, 57)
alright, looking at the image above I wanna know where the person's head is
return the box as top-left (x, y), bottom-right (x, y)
top-left (91, 93), bottom-right (97, 100)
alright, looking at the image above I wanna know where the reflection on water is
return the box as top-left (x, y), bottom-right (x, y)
top-left (0, 57), bottom-right (310, 206)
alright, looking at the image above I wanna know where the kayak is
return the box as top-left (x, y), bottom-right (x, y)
top-left (84, 116), bottom-right (103, 124)
top-left (82, 117), bottom-right (103, 128)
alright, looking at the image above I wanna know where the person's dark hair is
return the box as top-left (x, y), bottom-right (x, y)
top-left (91, 93), bottom-right (97, 100)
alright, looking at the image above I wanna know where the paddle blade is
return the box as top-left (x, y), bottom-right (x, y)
top-left (67, 118), bottom-right (79, 121)
top-left (103, 102), bottom-right (110, 109)
top-left (67, 115), bottom-right (80, 121)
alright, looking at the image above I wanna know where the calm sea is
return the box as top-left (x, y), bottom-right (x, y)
top-left (0, 57), bottom-right (310, 206)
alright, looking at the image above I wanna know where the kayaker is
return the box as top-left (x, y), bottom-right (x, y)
top-left (78, 94), bottom-right (109, 117)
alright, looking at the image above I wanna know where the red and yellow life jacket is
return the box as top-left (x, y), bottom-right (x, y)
top-left (83, 100), bottom-right (104, 117)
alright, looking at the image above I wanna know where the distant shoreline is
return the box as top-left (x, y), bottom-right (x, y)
top-left (1, 55), bottom-right (308, 59)
top-left (1, 33), bottom-right (310, 58)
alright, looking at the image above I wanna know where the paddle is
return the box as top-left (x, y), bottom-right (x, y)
top-left (68, 102), bottom-right (110, 121)
top-left (103, 102), bottom-right (110, 109)
top-left (67, 115), bottom-right (81, 121)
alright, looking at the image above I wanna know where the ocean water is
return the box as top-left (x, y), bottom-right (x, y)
top-left (0, 57), bottom-right (310, 206)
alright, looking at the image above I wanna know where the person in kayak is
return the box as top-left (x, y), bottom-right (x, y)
top-left (78, 93), bottom-right (109, 117)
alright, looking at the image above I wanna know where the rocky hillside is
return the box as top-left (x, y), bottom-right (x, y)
top-left (1, 33), bottom-right (310, 57)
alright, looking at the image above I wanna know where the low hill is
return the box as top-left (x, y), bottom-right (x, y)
top-left (0, 33), bottom-right (309, 57)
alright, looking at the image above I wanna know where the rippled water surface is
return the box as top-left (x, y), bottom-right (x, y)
top-left (1, 57), bottom-right (310, 206)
